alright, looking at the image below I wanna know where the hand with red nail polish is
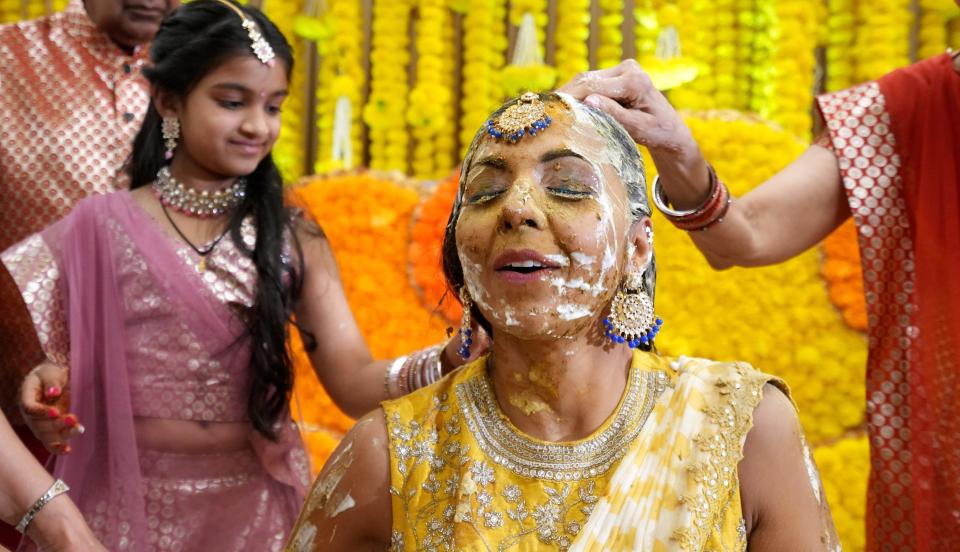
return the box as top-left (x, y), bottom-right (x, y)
top-left (19, 361), bottom-right (72, 454)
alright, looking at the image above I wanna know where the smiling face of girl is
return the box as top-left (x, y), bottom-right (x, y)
top-left (164, 54), bottom-right (289, 182)
top-left (453, 96), bottom-right (651, 341)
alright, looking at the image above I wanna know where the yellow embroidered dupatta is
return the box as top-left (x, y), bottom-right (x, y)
top-left (570, 356), bottom-right (781, 551)
top-left (382, 352), bottom-right (783, 551)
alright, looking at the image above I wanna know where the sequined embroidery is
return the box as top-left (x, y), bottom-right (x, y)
top-left (169, 217), bottom-right (259, 310)
top-left (0, 234), bottom-right (69, 365)
top-left (672, 363), bottom-right (769, 550)
top-left (567, 356), bottom-right (795, 552)
top-left (86, 448), bottom-right (292, 551)
top-left (101, 215), bottom-right (251, 422)
top-left (384, 354), bottom-right (671, 552)
top-left (387, 404), bottom-right (610, 551)
top-left (287, 521), bottom-right (318, 552)
top-left (458, 367), bottom-right (667, 481)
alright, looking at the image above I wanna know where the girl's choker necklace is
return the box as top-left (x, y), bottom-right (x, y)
top-left (152, 166), bottom-right (247, 218)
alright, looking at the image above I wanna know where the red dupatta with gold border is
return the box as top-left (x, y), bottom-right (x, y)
top-left (818, 53), bottom-right (960, 551)
top-left (882, 52), bottom-right (960, 551)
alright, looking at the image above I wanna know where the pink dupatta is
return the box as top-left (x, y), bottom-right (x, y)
top-left (47, 193), bottom-right (147, 548)
top-left (27, 192), bottom-right (306, 549)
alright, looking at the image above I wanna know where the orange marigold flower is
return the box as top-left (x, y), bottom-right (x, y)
top-left (287, 170), bottom-right (451, 469)
top-left (822, 219), bottom-right (866, 332)
top-left (409, 170), bottom-right (462, 324)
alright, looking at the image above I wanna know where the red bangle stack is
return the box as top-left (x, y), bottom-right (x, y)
top-left (652, 165), bottom-right (732, 231)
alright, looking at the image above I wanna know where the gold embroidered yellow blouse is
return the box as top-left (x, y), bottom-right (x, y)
top-left (382, 351), bottom-right (785, 552)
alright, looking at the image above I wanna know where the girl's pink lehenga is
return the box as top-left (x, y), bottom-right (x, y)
top-left (1, 190), bottom-right (309, 551)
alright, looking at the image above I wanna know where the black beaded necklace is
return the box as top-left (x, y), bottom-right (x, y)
top-left (160, 201), bottom-right (231, 273)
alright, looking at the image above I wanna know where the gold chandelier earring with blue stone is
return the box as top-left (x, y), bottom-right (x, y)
top-left (603, 271), bottom-right (663, 349)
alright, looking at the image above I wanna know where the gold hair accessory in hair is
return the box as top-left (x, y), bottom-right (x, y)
top-left (485, 92), bottom-right (552, 143)
top-left (213, 0), bottom-right (275, 66)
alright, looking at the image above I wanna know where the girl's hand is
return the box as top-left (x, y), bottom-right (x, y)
top-left (19, 362), bottom-right (82, 455)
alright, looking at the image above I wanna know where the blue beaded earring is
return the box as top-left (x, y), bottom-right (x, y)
top-left (457, 287), bottom-right (474, 359)
top-left (603, 271), bottom-right (663, 349)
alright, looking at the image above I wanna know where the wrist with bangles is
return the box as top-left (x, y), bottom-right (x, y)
top-left (652, 164), bottom-right (731, 231)
top-left (383, 343), bottom-right (445, 399)
top-left (15, 479), bottom-right (70, 534)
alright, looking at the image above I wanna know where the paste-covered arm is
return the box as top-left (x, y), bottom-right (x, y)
top-left (284, 410), bottom-right (393, 551)
top-left (739, 384), bottom-right (840, 550)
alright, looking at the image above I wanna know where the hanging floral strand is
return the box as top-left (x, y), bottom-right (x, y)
top-left (597, 0), bottom-right (624, 69)
top-left (459, 0), bottom-right (507, 156)
top-left (409, 0), bottom-right (451, 179)
top-left (554, 0), bottom-right (591, 84)
top-left (364, 0), bottom-right (413, 173)
top-left (265, 0), bottom-right (309, 180)
top-left (824, 0), bottom-right (856, 91)
top-left (852, 0), bottom-right (911, 82)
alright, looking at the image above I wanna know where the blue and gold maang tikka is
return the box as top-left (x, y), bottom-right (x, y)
top-left (485, 92), bottom-right (553, 143)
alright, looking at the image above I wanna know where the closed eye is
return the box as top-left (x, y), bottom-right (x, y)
top-left (218, 100), bottom-right (244, 110)
top-left (466, 190), bottom-right (504, 204)
top-left (547, 187), bottom-right (593, 199)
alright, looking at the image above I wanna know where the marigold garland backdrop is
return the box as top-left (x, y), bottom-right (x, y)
top-left (6, 0), bottom-right (959, 549)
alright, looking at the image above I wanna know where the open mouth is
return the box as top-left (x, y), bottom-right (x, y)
top-left (498, 260), bottom-right (550, 274)
top-left (493, 250), bottom-right (563, 280)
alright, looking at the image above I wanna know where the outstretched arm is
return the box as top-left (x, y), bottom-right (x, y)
top-left (293, 227), bottom-right (383, 418)
top-left (739, 384), bottom-right (840, 550)
top-left (558, 60), bottom-right (849, 269)
top-left (0, 411), bottom-right (104, 551)
top-left (284, 410), bottom-right (393, 551)
top-left (294, 225), bottom-right (484, 418)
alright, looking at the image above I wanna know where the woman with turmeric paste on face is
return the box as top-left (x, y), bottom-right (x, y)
top-left (285, 93), bottom-right (839, 551)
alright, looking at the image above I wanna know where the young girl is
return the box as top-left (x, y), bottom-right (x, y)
top-left (2, 1), bottom-right (466, 549)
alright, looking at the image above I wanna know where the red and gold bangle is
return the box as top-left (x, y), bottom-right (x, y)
top-left (652, 165), bottom-right (732, 231)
